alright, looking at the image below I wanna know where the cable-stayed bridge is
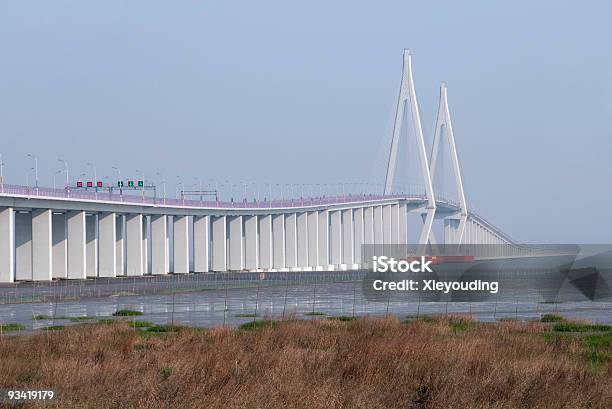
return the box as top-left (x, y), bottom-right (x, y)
top-left (0, 50), bottom-right (531, 283)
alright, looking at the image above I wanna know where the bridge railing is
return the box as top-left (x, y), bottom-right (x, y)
top-left (0, 184), bottom-right (414, 209)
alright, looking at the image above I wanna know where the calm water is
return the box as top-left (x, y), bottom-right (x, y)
top-left (0, 280), bottom-right (610, 333)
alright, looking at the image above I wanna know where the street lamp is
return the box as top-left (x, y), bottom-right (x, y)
top-left (86, 162), bottom-right (97, 198)
top-left (52, 169), bottom-right (62, 190)
top-left (58, 158), bottom-right (69, 187)
top-left (156, 172), bottom-right (166, 204)
top-left (26, 154), bottom-right (38, 189)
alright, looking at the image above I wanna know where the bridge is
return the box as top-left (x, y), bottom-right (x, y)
top-left (0, 50), bottom-right (528, 283)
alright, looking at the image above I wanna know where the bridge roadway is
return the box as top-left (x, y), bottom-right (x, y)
top-left (0, 184), bottom-right (520, 283)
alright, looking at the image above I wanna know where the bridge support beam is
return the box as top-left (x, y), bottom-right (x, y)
top-left (341, 209), bottom-right (354, 269)
top-left (317, 210), bottom-right (329, 269)
top-left (228, 216), bottom-right (243, 271)
top-left (353, 207), bottom-right (364, 267)
top-left (307, 211), bottom-right (318, 269)
top-left (52, 212), bottom-right (67, 279)
top-left (85, 214), bottom-right (98, 278)
top-left (373, 206), bottom-right (383, 246)
top-left (364, 206), bottom-right (374, 247)
top-left (126, 214), bottom-right (144, 276)
top-left (193, 216), bottom-right (209, 272)
top-left (211, 216), bottom-right (227, 272)
top-left (174, 216), bottom-right (190, 274)
top-left (0, 207), bottom-right (14, 283)
top-left (151, 215), bottom-right (169, 275)
top-left (330, 210), bottom-right (342, 267)
top-left (15, 212), bottom-right (32, 280)
top-left (285, 213), bottom-right (298, 270)
top-left (259, 215), bottom-right (273, 270)
top-left (32, 209), bottom-right (53, 281)
top-left (272, 215), bottom-right (285, 270)
top-left (297, 212), bottom-right (308, 270)
top-left (116, 215), bottom-right (125, 275)
top-left (98, 213), bottom-right (117, 277)
top-left (399, 203), bottom-right (407, 245)
top-left (244, 215), bottom-right (258, 270)
top-left (67, 211), bottom-right (86, 279)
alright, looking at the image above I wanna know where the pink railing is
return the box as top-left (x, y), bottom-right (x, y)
top-left (0, 184), bottom-right (425, 210)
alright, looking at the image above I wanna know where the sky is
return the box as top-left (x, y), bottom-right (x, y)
top-left (0, 1), bottom-right (610, 243)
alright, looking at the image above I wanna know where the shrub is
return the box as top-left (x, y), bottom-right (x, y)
top-left (112, 309), bottom-right (143, 317)
top-left (540, 314), bottom-right (564, 323)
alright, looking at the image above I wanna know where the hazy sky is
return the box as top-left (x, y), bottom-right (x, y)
top-left (0, 1), bottom-right (610, 243)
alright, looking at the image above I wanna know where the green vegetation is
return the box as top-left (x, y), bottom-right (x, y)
top-left (540, 314), bottom-right (565, 323)
top-left (32, 314), bottom-right (52, 320)
top-left (69, 316), bottom-right (95, 322)
top-left (327, 316), bottom-right (357, 322)
top-left (304, 311), bottom-right (326, 316)
top-left (133, 321), bottom-right (154, 328)
top-left (42, 325), bottom-right (65, 331)
top-left (235, 313), bottom-right (258, 318)
top-left (158, 366), bottom-right (172, 380)
top-left (145, 325), bottom-right (182, 333)
top-left (112, 309), bottom-right (143, 317)
top-left (0, 323), bottom-right (25, 332)
top-left (238, 320), bottom-right (278, 331)
top-left (553, 322), bottom-right (612, 332)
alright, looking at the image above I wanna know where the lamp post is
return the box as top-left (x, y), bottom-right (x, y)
top-left (87, 162), bottom-right (97, 198)
top-left (58, 158), bottom-right (69, 187)
top-left (156, 172), bottom-right (166, 204)
top-left (26, 154), bottom-right (38, 190)
top-left (52, 169), bottom-right (62, 190)
top-left (112, 166), bottom-right (122, 196)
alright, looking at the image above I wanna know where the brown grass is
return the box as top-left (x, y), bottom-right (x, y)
top-left (0, 316), bottom-right (610, 409)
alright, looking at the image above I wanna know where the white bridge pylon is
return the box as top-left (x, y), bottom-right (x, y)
top-left (384, 50), bottom-right (468, 246)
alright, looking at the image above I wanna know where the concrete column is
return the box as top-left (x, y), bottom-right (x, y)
top-left (0, 207), bottom-right (14, 283)
top-left (285, 213), bottom-right (298, 270)
top-left (353, 208), bottom-right (364, 266)
top-left (67, 211), bottom-right (86, 279)
top-left (307, 211), bottom-right (318, 268)
top-left (390, 204), bottom-right (400, 244)
top-left (341, 209), bottom-right (353, 268)
top-left (52, 213), bottom-right (67, 279)
top-left (373, 206), bottom-right (383, 245)
top-left (398, 203), bottom-right (407, 245)
top-left (330, 210), bottom-right (342, 266)
top-left (444, 218), bottom-right (460, 245)
top-left (297, 212), bottom-right (308, 269)
top-left (126, 214), bottom-right (144, 276)
top-left (116, 215), bottom-right (125, 275)
top-left (258, 215), bottom-right (273, 270)
top-left (364, 207), bottom-right (374, 245)
top-left (174, 215), bottom-right (189, 274)
top-left (244, 215), bottom-right (258, 271)
top-left (98, 213), bottom-right (117, 277)
top-left (382, 205), bottom-right (392, 244)
top-left (142, 216), bottom-right (149, 275)
top-left (317, 210), bottom-right (329, 267)
top-left (85, 214), bottom-right (98, 277)
top-left (228, 216), bottom-right (243, 271)
top-left (15, 211), bottom-right (32, 280)
top-left (272, 214), bottom-right (285, 269)
top-left (151, 215), bottom-right (169, 275)
top-left (193, 215), bottom-right (209, 272)
top-left (211, 216), bottom-right (227, 271)
top-left (32, 209), bottom-right (52, 281)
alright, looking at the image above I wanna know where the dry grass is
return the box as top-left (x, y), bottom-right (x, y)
top-left (0, 316), bottom-right (610, 409)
